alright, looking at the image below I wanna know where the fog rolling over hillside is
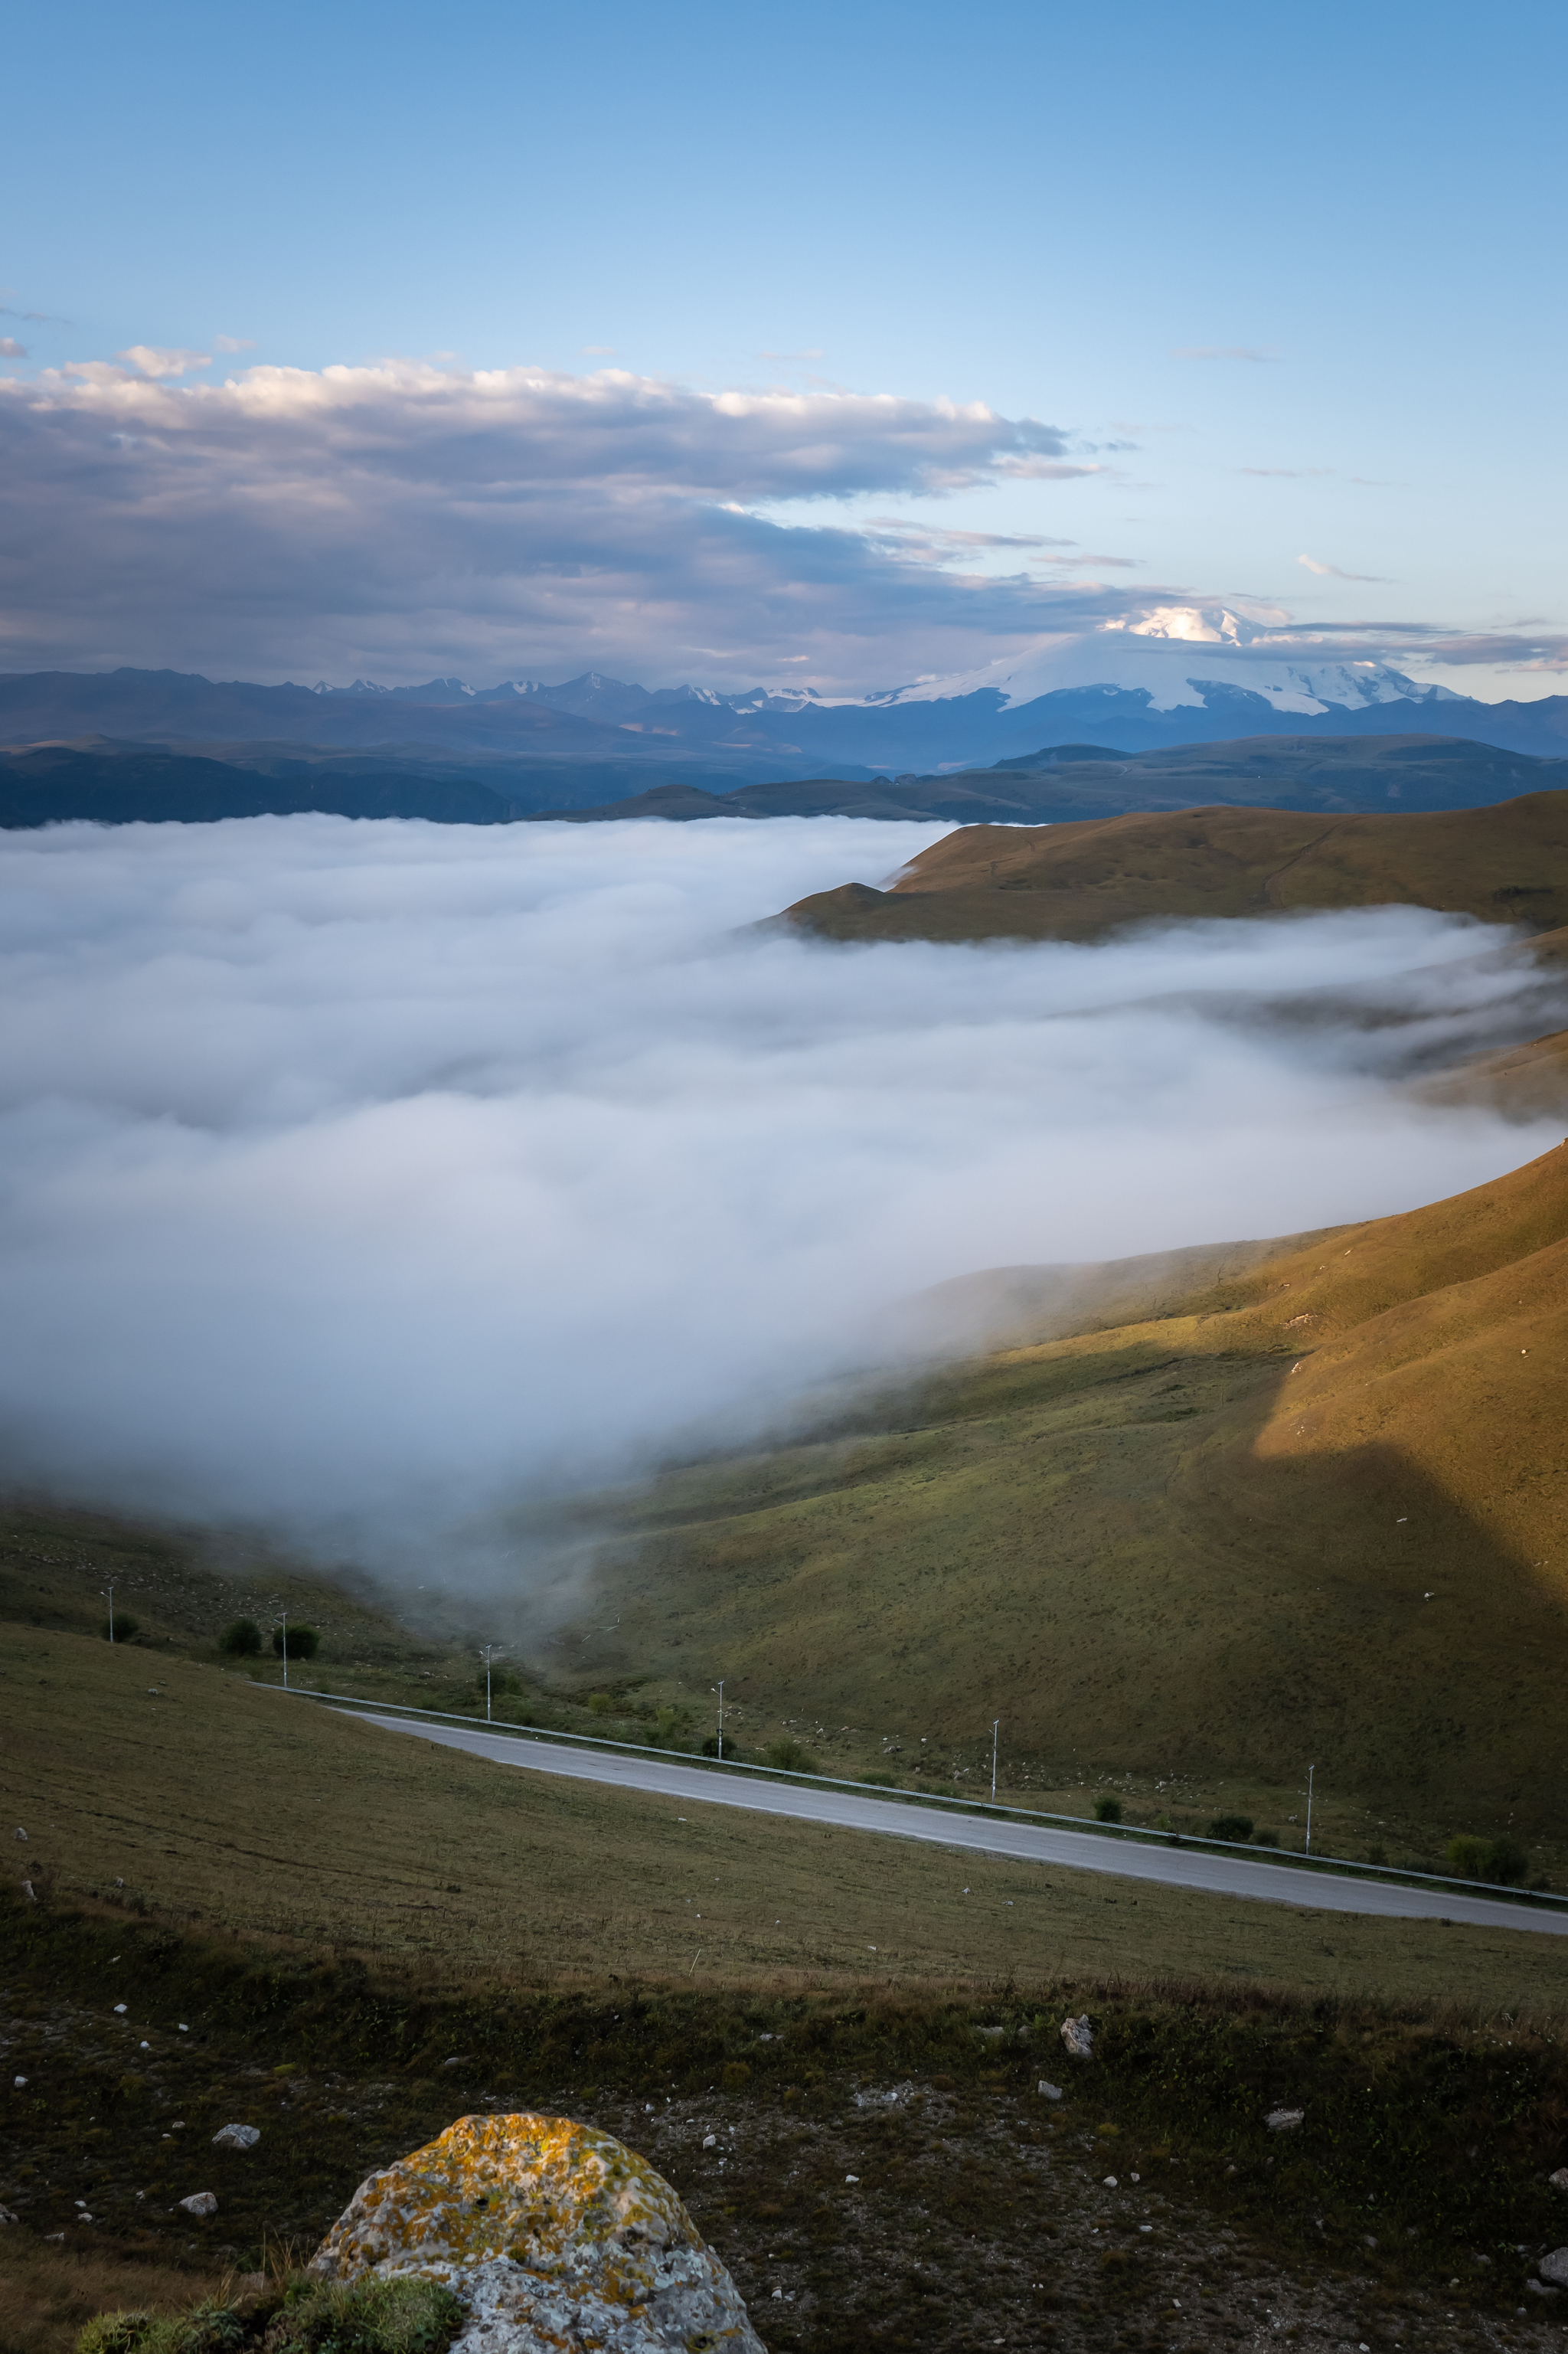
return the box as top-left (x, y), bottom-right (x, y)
top-left (0, 813), bottom-right (1563, 1609)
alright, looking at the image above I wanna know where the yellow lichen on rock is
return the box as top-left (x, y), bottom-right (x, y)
top-left (312, 2112), bottom-right (690, 2280)
top-left (311, 2113), bottom-right (765, 2354)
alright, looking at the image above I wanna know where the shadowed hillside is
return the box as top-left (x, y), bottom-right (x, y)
top-left (565, 1145), bottom-right (1568, 1842)
top-left (779, 792), bottom-right (1568, 944)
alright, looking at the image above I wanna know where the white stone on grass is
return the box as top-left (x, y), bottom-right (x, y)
top-left (1266, 2108), bottom-right (1305, 2132)
top-left (178, 2192), bottom-right (218, 2218)
top-left (213, 2124), bottom-right (261, 2150)
top-left (1060, 2015), bottom-right (1094, 2060)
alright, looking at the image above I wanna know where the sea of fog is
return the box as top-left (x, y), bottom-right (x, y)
top-left (0, 813), bottom-right (1560, 1568)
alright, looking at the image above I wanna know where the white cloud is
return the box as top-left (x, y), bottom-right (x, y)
top-left (0, 339), bottom-right (24, 362)
top-left (214, 335), bottom-right (257, 354)
top-left (0, 357), bottom-right (1127, 689)
top-left (0, 814), bottom-right (1557, 1587)
top-left (1298, 552), bottom-right (1390, 583)
top-left (115, 345), bottom-right (214, 378)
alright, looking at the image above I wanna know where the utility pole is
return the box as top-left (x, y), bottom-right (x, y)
top-left (272, 1604), bottom-right (289, 1689)
top-left (102, 1579), bottom-right (116, 1643)
top-left (991, 1718), bottom-right (1000, 1802)
top-left (713, 1680), bottom-right (725, 1757)
top-left (1305, 1764), bottom-right (1315, 1855)
top-left (479, 1644), bottom-right (507, 1723)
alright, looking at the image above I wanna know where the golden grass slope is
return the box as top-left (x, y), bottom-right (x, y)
top-left (577, 1146), bottom-right (1568, 1839)
top-left (781, 790), bottom-right (1568, 943)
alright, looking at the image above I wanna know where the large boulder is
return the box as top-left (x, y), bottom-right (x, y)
top-left (311, 2112), bottom-right (765, 2354)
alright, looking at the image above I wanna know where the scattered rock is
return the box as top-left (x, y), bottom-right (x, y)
top-left (1060, 2015), bottom-right (1094, 2060)
top-left (1551, 2169), bottom-right (1568, 2189)
top-left (1527, 2280), bottom-right (1560, 2297)
top-left (853, 2082), bottom-right (914, 2110)
top-left (1037, 2080), bottom-right (1063, 2101)
top-left (113, 2005), bottom-right (127, 2016)
top-left (310, 2111), bottom-right (765, 2353)
top-left (0, 2205), bottom-right (18, 2225)
top-left (13, 2076), bottom-right (25, 2088)
top-left (1540, 2250), bottom-right (1568, 2288)
top-left (12, 1828), bottom-right (25, 1842)
top-left (1266, 2108), bottom-right (1305, 2132)
top-left (21, 1882), bottom-right (35, 1901)
top-left (213, 2123), bottom-right (261, 2150)
top-left (178, 2192), bottom-right (218, 2218)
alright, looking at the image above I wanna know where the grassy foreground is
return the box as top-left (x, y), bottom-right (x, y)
top-left (5, 1622), bottom-right (1565, 2006)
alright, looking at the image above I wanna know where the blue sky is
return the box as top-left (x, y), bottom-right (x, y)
top-left (4, 0), bottom-right (1564, 697)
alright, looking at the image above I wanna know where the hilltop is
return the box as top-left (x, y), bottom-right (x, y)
top-left (780, 790), bottom-right (1568, 943)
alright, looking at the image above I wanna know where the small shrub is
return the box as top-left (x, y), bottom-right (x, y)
top-left (1365, 1842), bottom-right (1387, 1865)
top-left (1152, 1812), bottom-right (1174, 1832)
top-left (700, 1733), bottom-right (742, 1758)
top-left (646, 1705), bottom-right (695, 1751)
top-left (761, 1736), bottom-right (818, 1774)
top-left (720, 2061), bottom-right (751, 2091)
top-left (475, 1668), bottom-right (521, 1698)
top-left (586, 1692), bottom-right (614, 1715)
top-left (78, 2279), bottom-right (464, 2354)
top-left (102, 1617), bottom-right (140, 1643)
top-left (218, 1619), bottom-right (263, 1656)
top-left (1446, 1833), bottom-right (1528, 1885)
top-left (860, 1770), bottom-right (897, 1787)
top-left (1093, 1796), bottom-right (1122, 1823)
top-left (1207, 1813), bottom-right (1254, 1843)
top-left (1252, 1828), bottom-right (1280, 1848)
top-left (271, 1625), bottom-right (321, 1659)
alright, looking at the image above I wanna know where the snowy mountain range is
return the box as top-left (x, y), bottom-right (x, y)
top-left (1, 620), bottom-right (1562, 775)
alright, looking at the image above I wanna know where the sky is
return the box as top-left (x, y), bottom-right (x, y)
top-left (2, 0), bottom-right (1566, 698)
top-left (0, 815), bottom-right (1560, 1574)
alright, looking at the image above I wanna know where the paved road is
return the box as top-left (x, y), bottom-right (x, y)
top-left (349, 1711), bottom-right (1568, 1939)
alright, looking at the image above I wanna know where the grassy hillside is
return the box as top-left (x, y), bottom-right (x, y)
top-left (8, 1619), bottom-right (1553, 2006)
top-left (780, 790), bottom-right (1568, 943)
top-left (564, 1145), bottom-right (1568, 1861)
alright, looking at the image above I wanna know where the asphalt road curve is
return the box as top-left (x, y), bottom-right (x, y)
top-left (351, 1712), bottom-right (1568, 1938)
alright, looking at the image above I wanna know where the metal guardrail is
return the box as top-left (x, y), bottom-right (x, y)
top-left (256, 1679), bottom-right (1568, 1917)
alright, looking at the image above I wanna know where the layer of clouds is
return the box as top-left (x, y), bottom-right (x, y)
top-left (0, 358), bottom-right (1136, 689)
top-left (0, 351), bottom-right (1558, 691)
top-left (0, 814), bottom-right (1559, 1584)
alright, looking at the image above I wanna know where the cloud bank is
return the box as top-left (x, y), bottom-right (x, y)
top-left (0, 359), bottom-right (1122, 690)
top-left (5, 353), bottom-right (1557, 693)
top-left (0, 815), bottom-right (1560, 1584)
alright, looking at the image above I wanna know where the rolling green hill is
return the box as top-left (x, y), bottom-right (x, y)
top-left (562, 1144), bottom-right (1568, 1862)
top-left (780, 791), bottom-right (1568, 944)
top-left (539, 734), bottom-right (1568, 826)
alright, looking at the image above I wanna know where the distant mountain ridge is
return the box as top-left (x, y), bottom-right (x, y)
top-left (3, 730), bottom-right (1563, 831)
top-left (3, 662), bottom-right (1566, 776)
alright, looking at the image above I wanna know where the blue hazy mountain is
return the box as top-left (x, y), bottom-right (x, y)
top-left (3, 665), bottom-right (1567, 784)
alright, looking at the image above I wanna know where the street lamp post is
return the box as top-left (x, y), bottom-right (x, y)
top-left (479, 1645), bottom-right (507, 1723)
top-left (712, 1680), bottom-right (726, 1757)
top-left (102, 1580), bottom-right (116, 1643)
top-left (991, 1718), bottom-right (1000, 1803)
top-left (1305, 1764), bottom-right (1315, 1855)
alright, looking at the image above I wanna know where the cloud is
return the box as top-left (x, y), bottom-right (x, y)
top-left (0, 340), bottom-right (24, 361)
top-left (1298, 553), bottom-right (1390, 584)
top-left (0, 816), bottom-right (1557, 1585)
top-left (1171, 345), bottom-right (1282, 363)
top-left (116, 345), bottom-right (214, 378)
top-left (214, 335), bottom-right (257, 354)
top-left (0, 356), bottom-right (1138, 688)
top-left (1406, 630), bottom-right (1568, 673)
